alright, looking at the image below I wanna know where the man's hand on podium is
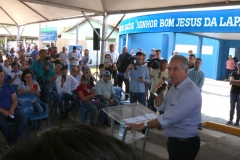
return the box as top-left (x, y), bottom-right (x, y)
top-left (127, 123), bottom-right (145, 132)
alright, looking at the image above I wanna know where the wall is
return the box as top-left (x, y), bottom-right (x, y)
top-left (59, 19), bottom-right (119, 65)
top-left (175, 33), bottom-right (220, 79)
top-left (119, 32), bottom-right (171, 58)
top-left (217, 40), bottom-right (240, 80)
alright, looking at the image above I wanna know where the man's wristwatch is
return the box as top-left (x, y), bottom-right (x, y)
top-left (143, 121), bottom-right (148, 128)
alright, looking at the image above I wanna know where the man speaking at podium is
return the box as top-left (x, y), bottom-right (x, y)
top-left (128, 55), bottom-right (202, 160)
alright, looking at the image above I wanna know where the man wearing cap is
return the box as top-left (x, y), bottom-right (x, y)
top-left (148, 59), bottom-right (169, 112)
top-left (76, 75), bottom-right (110, 127)
top-left (105, 44), bottom-right (119, 86)
top-left (149, 48), bottom-right (156, 60)
top-left (68, 46), bottom-right (81, 72)
top-left (124, 52), bottom-right (151, 106)
top-left (95, 70), bottom-right (120, 106)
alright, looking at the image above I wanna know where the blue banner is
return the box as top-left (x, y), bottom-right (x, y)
top-left (40, 27), bottom-right (57, 41)
top-left (119, 9), bottom-right (240, 35)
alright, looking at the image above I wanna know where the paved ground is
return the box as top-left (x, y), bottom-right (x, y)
top-left (0, 79), bottom-right (240, 159)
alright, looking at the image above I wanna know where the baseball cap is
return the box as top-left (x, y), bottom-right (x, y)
top-left (102, 70), bottom-right (111, 76)
top-left (151, 48), bottom-right (155, 51)
top-left (56, 64), bottom-right (62, 68)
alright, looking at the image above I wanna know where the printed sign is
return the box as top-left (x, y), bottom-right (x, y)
top-left (119, 9), bottom-right (240, 35)
top-left (40, 27), bottom-right (57, 41)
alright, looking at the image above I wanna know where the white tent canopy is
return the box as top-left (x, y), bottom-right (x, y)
top-left (0, 0), bottom-right (240, 26)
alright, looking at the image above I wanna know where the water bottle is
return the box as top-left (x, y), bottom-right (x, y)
top-left (118, 120), bottom-right (125, 137)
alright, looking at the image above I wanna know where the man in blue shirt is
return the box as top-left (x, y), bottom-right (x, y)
top-left (0, 70), bottom-right (25, 148)
top-left (124, 52), bottom-right (150, 106)
top-left (188, 58), bottom-right (205, 91)
top-left (128, 55), bottom-right (201, 160)
top-left (188, 58), bottom-right (205, 130)
top-left (31, 45), bottom-right (39, 61)
top-left (30, 49), bottom-right (55, 103)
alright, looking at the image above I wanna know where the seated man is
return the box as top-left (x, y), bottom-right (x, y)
top-left (76, 75), bottom-right (110, 127)
top-left (0, 70), bottom-right (25, 148)
top-left (95, 70), bottom-right (119, 106)
top-left (72, 67), bottom-right (81, 86)
top-left (56, 67), bottom-right (79, 120)
top-left (8, 62), bottom-right (22, 85)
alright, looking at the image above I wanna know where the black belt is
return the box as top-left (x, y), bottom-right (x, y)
top-left (168, 136), bottom-right (198, 142)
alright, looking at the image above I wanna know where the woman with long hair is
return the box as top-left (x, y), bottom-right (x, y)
top-left (81, 49), bottom-right (91, 73)
top-left (84, 68), bottom-right (96, 87)
top-left (99, 54), bottom-right (117, 78)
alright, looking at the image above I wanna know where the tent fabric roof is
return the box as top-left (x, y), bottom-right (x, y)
top-left (0, 0), bottom-right (239, 26)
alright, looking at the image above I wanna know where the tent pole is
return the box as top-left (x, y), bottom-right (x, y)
top-left (100, 14), bottom-right (108, 64)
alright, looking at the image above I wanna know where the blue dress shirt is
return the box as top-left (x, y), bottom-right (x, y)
top-left (124, 65), bottom-right (150, 93)
top-left (155, 77), bottom-right (202, 138)
top-left (188, 68), bottom-right (205, 90)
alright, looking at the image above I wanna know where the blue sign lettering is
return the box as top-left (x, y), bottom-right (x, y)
top-left (119, 9), bottom-right (240, 35)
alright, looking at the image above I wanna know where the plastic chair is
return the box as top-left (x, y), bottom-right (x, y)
top-left (17, 94), bottom-right (49, 139)
top-left (11, 84), bottom-right (19, 94)
top-left (72, 89), bottom-right (89, 123)
top-left (114, 87), bottom-right (130, 105)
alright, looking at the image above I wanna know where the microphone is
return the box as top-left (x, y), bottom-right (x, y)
top-left (153, 78), bottom-right (172, 97)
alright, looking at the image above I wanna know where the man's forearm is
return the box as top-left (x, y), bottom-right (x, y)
top-left (9, 99), bottom-right (18, 111)
top-left (231, 80), bottom-right (240, 86)
top-left (155, 96), bottom-right (164, 107)
top-left (98, 95), bottom-right (108, 101)
top-left (124, 69), bottom-right (130, 76)
top-left (110, 94), bottom-right (114, 99)
top-left (0, 108), bottom-right (6, 114)
top-left (147, 119), bottom-right (162, 129)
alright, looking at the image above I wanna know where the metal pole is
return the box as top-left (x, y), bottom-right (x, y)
top-left (4, 36), bottom-right (7, 52)
top-left (38, 23), bottom-right (41, 49)
top-left (82, 11), bottom-right (101, 38)
top-left (105, 14), bottom-right (125, 41)
top-left (76, 24), bottom-right (79, 45)
top-left (2, 25), bottom-right (15, 40)
top-left (100, 14), bottom-right (108, 64)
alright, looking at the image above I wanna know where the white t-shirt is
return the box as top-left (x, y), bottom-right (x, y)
top-left (2, 65), bottom-right (12, 74)
top-left (8, 70), bottom-right (23, 85)
top-left (59, 51), bottom-right (69, 66)
top-left (68, 51), bottom-right (81, 66)
top-left (105, 50), bottom-right (119, 63)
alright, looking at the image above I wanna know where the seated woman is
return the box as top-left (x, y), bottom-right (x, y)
top-left (99, 53), bottom-right (117, 78)
top-left (19, 59), bottom-right (29, 72)
top-left (76, 65), bottom-right (83, 76)
top-left (18, 69), bottom-right (43, 128)
top-left (84, 68), bottom-right (96, 87)
top-left (54, 64), bottom-right (62, 78)
top-left (76, 75), bottom-right (110, 127)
